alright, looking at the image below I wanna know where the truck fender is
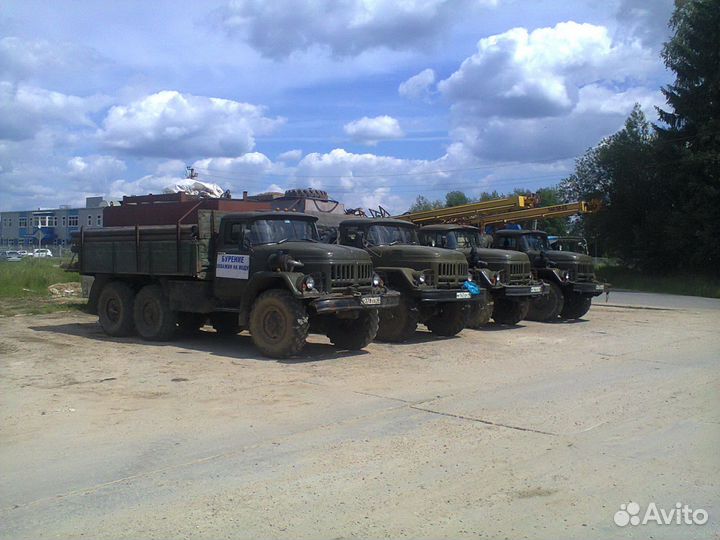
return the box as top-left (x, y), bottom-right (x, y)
top-left (238, 272), bottom-right (306, 322)
top-left (374, 267), bottom-right (418, 291)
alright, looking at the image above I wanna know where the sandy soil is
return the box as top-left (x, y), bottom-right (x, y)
top-left (0, 297), bottom-right (718, 539)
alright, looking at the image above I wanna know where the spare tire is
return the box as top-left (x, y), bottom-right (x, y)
top-left (284, 188), bottom-right (328, 200)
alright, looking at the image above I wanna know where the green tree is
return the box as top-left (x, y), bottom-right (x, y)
top-left (560, 105), bottom-right (658, 265)
top-left (445, 191), bottom-right (470, 207)
top-left (407, 195), bottom-right (442, 213)
top-left (654, 0), bottom-right (720, 272)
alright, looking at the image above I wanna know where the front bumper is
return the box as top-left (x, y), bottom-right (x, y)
top-left (492, 282), bottom-right (547, 299)
top-left (570, 281), bottom-right (607, 296)
top-left (417, 287), bottom-right (488, 303)
top-left (312, 290), bottom-right (401, 314)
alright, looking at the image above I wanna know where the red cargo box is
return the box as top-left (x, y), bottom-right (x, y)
top-left (104, 194), bottom-right (271, 227)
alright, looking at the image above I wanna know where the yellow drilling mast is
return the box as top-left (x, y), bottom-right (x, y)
top-left (393, 195), bottom-right (534, 225)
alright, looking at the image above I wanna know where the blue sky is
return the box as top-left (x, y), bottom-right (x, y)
top-left (0, 0), bottom-right (674, 213)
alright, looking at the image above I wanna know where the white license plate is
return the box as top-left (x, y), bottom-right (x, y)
top-left (456, 291), bottom-right (471, 299)
top-left (530, 285), bottom-right (542, 293)
top-left (595, 284), bottom-right (604, 291)
top-left (361, 296), bottom-right (381, 305)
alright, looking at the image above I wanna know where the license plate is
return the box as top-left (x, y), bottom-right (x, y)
top-left (530, 285), bottom-right (542, 293)
top-left (595, 284), bottom-right (604, 291)
top-left (456, 291), bottom-right (471, 299)
top-left (361, 296), bottom-right (381, 305)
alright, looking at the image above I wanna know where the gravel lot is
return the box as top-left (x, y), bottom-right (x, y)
top-left (1, 294), bottom-right (718, 540)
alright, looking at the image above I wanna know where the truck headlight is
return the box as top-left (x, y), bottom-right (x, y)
top-left (466, 272), bottom-right (473, 282)
top-left (564, 271), bottom-right (571, 281)
top-left (418, 273), bottom-right (426, 284)
top-left (303, 275), bottom-right (315, 290)
top-left (372, 273), bottom-right (382, 287)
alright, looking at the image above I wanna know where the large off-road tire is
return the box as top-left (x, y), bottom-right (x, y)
top-left (560, 293), bottom-right (592, 319)
top-left (375, 297), bottom-right (419, 342)
top-left (326, 310), bottom-right (380, 350)
top-left (177, 312), bottom-right (207, 335)
top-left (526, 281), bottom-right (564, 322)
top-left (97, 281), bottom-right (136, 337)
top-left (425, 302), bottom-right (468, 337)
top-left (466, 298), bottom-right (494, 329)
top-left (492, 298), bottom-right (530, 325)
top-left (133, 284), bottom-right (177, 341)
top-left (210, 313), bottom-right (241, 335)
top-left (249, 289), bottom-right (309, 358)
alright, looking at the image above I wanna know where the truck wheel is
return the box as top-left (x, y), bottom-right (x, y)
top-left (133, 284), bottom-right (177, 341)
top-left (375, 297), bottom-right (419, 342)
top-left (466, 298), bottom-right (494, 328)
top-left (425, 302), bottom-right (468, 337)
top-left (526, 281), bottom-right (564, 322)
top-left (492, 298), bottom-right (530, 325)
top-left (560, 294), bottom-right (592, 319)
top-left (326, 310), bottom-right (379, 350)
top-left (249, 289), bottom-right (309, 358)
top-left (210, 313), bottom-right (241, 335)
top-left (97, 281), bottom-right (136, 337)
top-left (177, 312), bottom-right (206, 335)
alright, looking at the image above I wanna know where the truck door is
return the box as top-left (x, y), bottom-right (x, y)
top-left (214, 218), bottom-right (252, 303)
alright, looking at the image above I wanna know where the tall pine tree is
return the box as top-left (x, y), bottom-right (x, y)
top-left (655, 0), bottom-right (720, 273)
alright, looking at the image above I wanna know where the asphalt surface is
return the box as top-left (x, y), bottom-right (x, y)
top-left (0, 293), bottom-right (718, 540)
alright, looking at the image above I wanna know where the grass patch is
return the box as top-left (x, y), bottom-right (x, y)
top-left (0, 258), bottom-right (86, 316)
top-left (596, 265), bottom-right (720, 299)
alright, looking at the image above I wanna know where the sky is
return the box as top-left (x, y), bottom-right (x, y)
top-left (0, 0), bottom-right (675, 214)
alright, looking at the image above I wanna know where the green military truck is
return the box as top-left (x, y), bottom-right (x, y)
top-left (417, 224), bottom-right (546, 326)
top-left (492, 229), bottom-right (606, 321)
top-left (71, 211), bottom-right (400, 358)
top-left (335, 218), bottom-right (487, 342)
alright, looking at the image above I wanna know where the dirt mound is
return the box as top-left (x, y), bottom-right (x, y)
top-left (48, 282), bottom-right (82, 297)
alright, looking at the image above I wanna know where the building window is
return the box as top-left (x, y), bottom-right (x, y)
top-left (87, 215), bottom-right (92, 226)
top-left (19, 217), bottom-right (27, 228)
top-left (51, 216), bottom-right (58, 227)
top-left (62, 216), bottom-right (66, 227)
top-left (68, 216), bottom-right (79, 227)
top-left (96, 215), bottom-right (102, 226)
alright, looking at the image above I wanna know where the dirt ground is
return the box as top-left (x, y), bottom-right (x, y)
top-left (0, 294), bottom-right (718, 540)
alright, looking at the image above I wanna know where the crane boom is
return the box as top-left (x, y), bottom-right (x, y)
top-left (394, 195), bottom-right (531, 224)
top-left (478, 201), bottom-right (590, 226)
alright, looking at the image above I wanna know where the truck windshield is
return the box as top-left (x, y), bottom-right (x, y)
top-left (250, 219), bottom-right (319, 245)
top-left (524, 234), bottom-right (549, 251)
top-left (367, 224), bottom-right (419, 246)
top-left (448, 231), bottom-right (480, 249)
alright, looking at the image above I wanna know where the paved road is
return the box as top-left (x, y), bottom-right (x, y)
top-left (604, 290), bottom-right (720, 311)
top-left (0, 295), bottom-right (718, 539)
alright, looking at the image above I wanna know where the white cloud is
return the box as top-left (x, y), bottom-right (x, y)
top-left (438, 21), bottom-right (653, 119)
top-left (277, 149), bottom-right (303, 162)
top-left (218, 0), bottom-right (495, 58)
top-left (343, 115), bottom-right (404, 145)
top-left (398, 68), bottom-right (436, 102)
top-left (0, 82), bottom-right (105, 141)
top-left (98, 90), bottom-right (284, 158)
top-left (0, 36), bottom-right (107, 82)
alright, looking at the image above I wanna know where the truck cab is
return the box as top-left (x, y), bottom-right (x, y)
top-left (337, 218), bottom-right (487, 342)
top-left (418, 224), bottom-right (546, 326)
top-left (492, 229), bottom-right (606, 321)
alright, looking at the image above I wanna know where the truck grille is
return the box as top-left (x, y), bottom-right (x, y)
top-left (329, 262), bottom-right (373, 290)
top-left (505, 261), bottom-right (532, 284)
top-left (575, 262), bottom-right (595, 282)
top-left (434, 262), bottom-right (468, 288)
